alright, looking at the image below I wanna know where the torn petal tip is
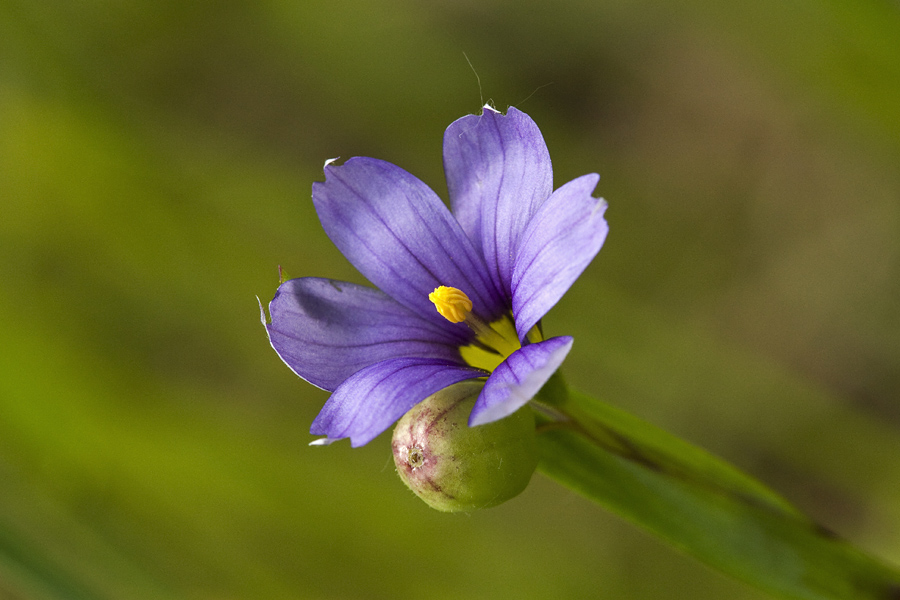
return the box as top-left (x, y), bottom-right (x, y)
top-left (309, 437), bottom-right (336, 447)
top-left (257, 296), bottom-right (268, 326)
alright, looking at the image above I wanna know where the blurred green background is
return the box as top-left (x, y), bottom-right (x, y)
top-left (2, 0), bottom-right (899, 598)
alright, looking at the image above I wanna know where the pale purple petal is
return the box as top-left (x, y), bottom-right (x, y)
top-left (469, 336), bottom-right (573, 426)
top-left (311, 357), bottom-right (486, 447)
top-left (313, 157), bottom-right (505, 326)
top-left (511, 174), bottom-right (608, 340)
top-left (266, 278), bottom-right (468, 392)
top-left (443, 106), bottom-right (553, 301)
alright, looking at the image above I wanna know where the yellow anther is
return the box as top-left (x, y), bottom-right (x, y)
top-left (429, 286), bottom-right (473, 323)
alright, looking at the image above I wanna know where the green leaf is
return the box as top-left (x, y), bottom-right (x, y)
top-left (534, 375), bottom-right (900, 600)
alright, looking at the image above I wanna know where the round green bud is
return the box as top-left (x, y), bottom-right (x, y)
top-left (391, 381), bottom-right (538, 512)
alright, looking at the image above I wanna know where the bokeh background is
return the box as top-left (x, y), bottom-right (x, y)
top-left (2, 1), bottom-right (899, 598)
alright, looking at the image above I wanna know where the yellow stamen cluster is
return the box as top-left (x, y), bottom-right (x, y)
top-left (429, 286), bottom-right (473, 323)
top-left (428, 286), bottom-right (525, 372)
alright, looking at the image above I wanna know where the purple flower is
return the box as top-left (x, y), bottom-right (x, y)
top-left (264, 106), bottom-right (608, 447)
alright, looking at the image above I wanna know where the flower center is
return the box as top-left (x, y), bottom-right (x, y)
top-left (429, 286), bottom-right (523, 370)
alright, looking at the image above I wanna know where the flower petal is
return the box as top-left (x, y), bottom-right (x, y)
top-left (310, 357), bottom-right (485, 447)
top-left (443, 106), bottom-right (554, 301)
top-left (265, 277), bottom-right (467, 392)
top-left (469, 336), bottom-right (573, 426)
top-left (511, 174), bottom-right (608, 340)
top-left (313, 157), bottom-right (505, 326)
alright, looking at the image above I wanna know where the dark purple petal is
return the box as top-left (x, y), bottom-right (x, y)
top-left (443, 106), bottom-right (553, 301)
top-left (310, 357), bottom-right (486, 447)
top-left (265, 278), bottom-right (467, 392)
top-left (511, 174), bottom-right (608, 340)
top-left (312, 157), bottom-right (505, 326)
top-left (469, 336), bottom-right (573, 426)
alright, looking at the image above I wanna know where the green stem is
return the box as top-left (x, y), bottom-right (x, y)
top-left (530, 371), bottom-right (900, 600)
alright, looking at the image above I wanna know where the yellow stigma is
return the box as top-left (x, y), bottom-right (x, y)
top-left (429, 286), bottom-right (473, 323)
